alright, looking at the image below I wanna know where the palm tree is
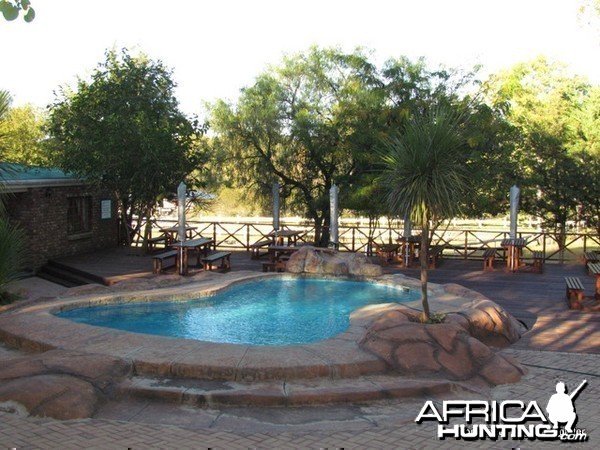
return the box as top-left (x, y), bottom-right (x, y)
top-left (381, 106), bottom-right (468, 321)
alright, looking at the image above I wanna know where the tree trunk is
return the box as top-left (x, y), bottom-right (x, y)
top-left (555, 221), bottom-right (568, 264)
top-left (118, 196), bottom-right (133, 247)
top-left (141, 207), bottom-right (153, 253)
top-left (313, 216), bottom-right (329, 247)
top-left (419, 220), bottom-right (431, 322)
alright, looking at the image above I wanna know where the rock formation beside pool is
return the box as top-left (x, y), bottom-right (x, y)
top-left (0, 349), bottom-right (131, 419)
top-left (358, 303), bottom-right (528, 386)
top-left (286, 246), bottom-right (383, 277)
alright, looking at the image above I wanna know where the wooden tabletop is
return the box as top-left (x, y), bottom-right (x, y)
top-left (171, 237), bottom-right (213, 248)
top-left (162, 225), bottom-right (197, 233)
top-left (501, 238), bottom-right (527, 247)
top-left (268, 230), bottom-right (302, 237)
top-left (375, 243), bottom-right (401, 252)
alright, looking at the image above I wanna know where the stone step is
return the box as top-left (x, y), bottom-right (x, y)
top-left (117, 374), bottom-right (484, 408)
top-left (37, 260), bottom-right (105, 287)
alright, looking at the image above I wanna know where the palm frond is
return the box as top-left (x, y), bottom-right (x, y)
top-left (380, 106), bottom-right (469, 225)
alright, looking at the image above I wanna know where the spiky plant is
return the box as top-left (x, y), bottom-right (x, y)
top-left (0, 217), bottom-right (27, 298)
top-left (380, 106), bottom-right (468, 321)
top-left (0, 89), bottom-right (27, 299)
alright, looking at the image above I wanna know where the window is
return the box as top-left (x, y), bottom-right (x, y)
top-left (67, 196), bottom-right (92, 234)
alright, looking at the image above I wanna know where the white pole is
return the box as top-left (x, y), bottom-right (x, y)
top-left (330, 184), bottom-right (339, 248)
top-left (177, 182), bottom-right (186, 275)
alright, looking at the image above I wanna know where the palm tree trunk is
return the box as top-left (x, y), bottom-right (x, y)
top-left (420, 220), bottom-right (431, 322)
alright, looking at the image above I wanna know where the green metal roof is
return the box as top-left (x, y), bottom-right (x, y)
top-left (0, 162), bottom-right (83, 192)
top-left (0, 162), bottom-right (74, 181)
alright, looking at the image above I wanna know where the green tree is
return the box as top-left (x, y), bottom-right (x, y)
top-left (381, 107), bottom-right (468, 321)
top-left (0, 0), bottom-right (34, 22)
top-left (0, 104), bottom-right (49, 165)
top-left (379, 57), bottom-right (515, 220)
top-left (210, 47), bottom-right (383, 245)
top-left (578, 151), bottom-right (600, 234)
top-left (484, 57), bottom-right (593, 253)
top-left (48, 49), bottom-right (206, 247)
top-left (571, 87), bottom-right (600, 233)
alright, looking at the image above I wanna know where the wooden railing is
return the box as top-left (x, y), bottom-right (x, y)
top-left (145, 219), bottom-right (599, 264)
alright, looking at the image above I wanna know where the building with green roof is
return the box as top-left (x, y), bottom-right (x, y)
top-left (1, 163), bottom-right (118, 276)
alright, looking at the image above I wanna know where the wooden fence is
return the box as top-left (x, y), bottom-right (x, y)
top-left (146, 219), bottom-right (599, 264)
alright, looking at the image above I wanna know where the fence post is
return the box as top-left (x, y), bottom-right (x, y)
top-left (543, 233), bottom-right (546, 262)
top-left (213, 223), bottom-right (217, 249)
top-left (246, 224), bottom-right (250, 251)
top-left (464, 231), bottom-right (468, 260)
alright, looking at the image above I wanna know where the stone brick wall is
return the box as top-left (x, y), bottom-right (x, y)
top-left (6, 184), bottom-right (118, 271)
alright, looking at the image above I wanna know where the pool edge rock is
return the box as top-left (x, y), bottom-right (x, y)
top-left (357, 301), bottom-right (528, 387)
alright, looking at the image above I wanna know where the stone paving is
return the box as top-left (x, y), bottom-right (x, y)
top-left (1, 274), bottom-right (599, 448)
top-left (1, 348), bottom-right (598, 448)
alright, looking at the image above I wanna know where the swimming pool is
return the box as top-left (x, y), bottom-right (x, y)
top-left (57, 278), bottom-right (417, 346)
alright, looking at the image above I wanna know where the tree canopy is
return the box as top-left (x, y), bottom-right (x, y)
top-left (0, 0), bottom-right (34, 22)
top-left (48, 49), bottom-right (206, 243)
top-left (483, 57), bottom-right (599, 239)
top-left (210, 47), bottom-right (383, 245)
top-left (209, 48), bottom-right (519, 239)
top-left (0, 103), bottom-right (48, 166)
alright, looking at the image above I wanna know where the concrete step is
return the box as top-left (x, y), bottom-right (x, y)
top-left (117, 374), bottom-right (484, 408)
top-left (36, 269), bottom-right (80, 288)
top-left (37, 260), bottom-right (104, 287)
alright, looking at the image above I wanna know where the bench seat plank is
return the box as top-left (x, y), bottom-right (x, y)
top-left (251, 239), bottom-right (273, 259)
top-left (201, 251), bottom-right (232, 272)
top-left (152, 250), bottom-right (178, 274)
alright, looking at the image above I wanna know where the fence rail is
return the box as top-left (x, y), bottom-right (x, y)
top-left (146, 219), bottom-right (599, 264)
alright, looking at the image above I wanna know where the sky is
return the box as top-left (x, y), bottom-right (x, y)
top-left (1, 0), bottom-right (598, 118)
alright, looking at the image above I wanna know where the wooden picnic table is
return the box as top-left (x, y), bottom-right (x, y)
top-left (373, 242), bottom-right (400, 265)
top-left (161, 225), bottom-right (197, 245)
top-left (501, 238), bottom-right (527, 272)
top-left (397, 235), bottom-right (421, 268)
top-left (587, 262), bottom-right (600, 299)
top-left (170, 237), bottom-right (214, 274)
top-left (268, 245), bottom-right (300, 263)
top-left (268, 230), bottom-right (303, 246)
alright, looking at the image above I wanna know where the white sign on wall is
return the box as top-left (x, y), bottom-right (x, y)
top-left (100, 199), bottom-right (112, 219)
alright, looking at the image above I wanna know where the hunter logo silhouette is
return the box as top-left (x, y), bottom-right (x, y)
top-left (546, 379), bottom-right (587, 433)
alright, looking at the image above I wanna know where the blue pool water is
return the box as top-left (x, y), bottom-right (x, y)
top-left (56, 278), bottom-right (416, 346)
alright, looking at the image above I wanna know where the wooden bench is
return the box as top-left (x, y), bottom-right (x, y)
top-left (483, 248), bottom-right (496, 272)
top-left (152, 249), bottom-right (178, 274)
top-left (147, 236), bottom-right (167, 252)
top-left (250, 239), bottom-right (273, 259)
top-left (565, 276), bottom-right (585, 310)
top-left (531, 250), bottom-right (545, 273)
top-left (584, 251), bottom-right (599, 274)
top-left (428, 245), bottom-right (445, 269)
top-left (201, 251), bottom-right (232, 272)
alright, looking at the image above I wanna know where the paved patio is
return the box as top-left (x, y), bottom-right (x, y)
top-left (1, 249), bottom-right (598, 448)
